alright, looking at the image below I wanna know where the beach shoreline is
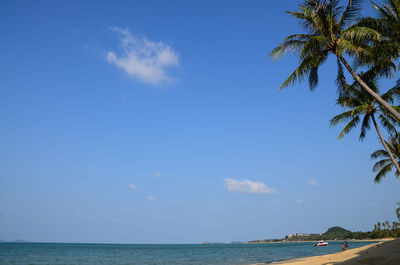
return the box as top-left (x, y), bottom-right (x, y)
top-left (253, 238), bottom-right (399, 265)
top-left (248, 238), bottom-right (393, 244)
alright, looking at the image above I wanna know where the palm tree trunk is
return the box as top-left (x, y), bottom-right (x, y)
top-left (338, 56), bottom-right (400, 122)
top-left (371, 114), bottom-right (400, 175)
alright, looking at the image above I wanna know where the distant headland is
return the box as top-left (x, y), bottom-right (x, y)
top-left (248, 225), bottom-right (400, 243)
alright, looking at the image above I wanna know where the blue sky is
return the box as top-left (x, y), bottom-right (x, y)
top-left (1, 0), bottom-right (399, 244)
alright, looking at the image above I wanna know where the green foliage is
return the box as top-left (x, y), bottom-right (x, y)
top-left (272, 224), bottom-right (400, 242)
top-left (321, 226), bottom-right (352, 239)
top-left (270, 0), bottom-right (379, 93)
top-left (348, 0), bottom-right (400, 79)
top-left (371, 135), bottom-right (400, 183)
top-left (331, 71), bottom-right (398, 142)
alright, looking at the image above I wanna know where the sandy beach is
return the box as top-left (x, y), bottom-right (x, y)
top-left (260, 238), bottom-right (400, 265)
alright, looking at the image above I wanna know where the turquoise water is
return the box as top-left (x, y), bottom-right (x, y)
top-left (0, 241), bottom-right (376, 264)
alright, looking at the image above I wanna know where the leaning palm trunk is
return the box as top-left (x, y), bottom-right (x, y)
top-left (371, 114), bottom-right (400, 174)
top-left (339, 56), bottom-right (400, 122)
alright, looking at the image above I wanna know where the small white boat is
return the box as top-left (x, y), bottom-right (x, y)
top-left (314, 241), bottom-right (328, 247)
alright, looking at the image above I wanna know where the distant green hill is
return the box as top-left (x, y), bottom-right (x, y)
top-left (320, 226), bottom-right (352, 240)
top-left (281, 226), bottom-right (353, 242)
top-left (249, 223), bottom-right (400, 243)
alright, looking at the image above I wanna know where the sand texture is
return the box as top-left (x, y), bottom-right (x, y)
top-left (264, 238), bottom-right (400, 265)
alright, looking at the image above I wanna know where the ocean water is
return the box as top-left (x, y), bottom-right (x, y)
top-left (0, 241), bottom-right (376, 265)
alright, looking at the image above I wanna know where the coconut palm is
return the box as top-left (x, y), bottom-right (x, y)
top-left (362, 0), bottom-right (400, 51)
top-left (385, 220), bottom-right (391, 229)
top-left (396, 201), bottom-right (400, 221)
top-left (371, 135), bottom-right (400, 183)
top-left (330, 72), bottom-right (400, 176)
top-left (270, 0), bottom-right (400, 121)
top-left (355, 0), bottom-right (400, 78)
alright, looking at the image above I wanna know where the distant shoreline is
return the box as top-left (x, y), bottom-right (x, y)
top-left (248, 238), bottom-right (393, 244)
top-left (254, 238), bottom-right (399, 265)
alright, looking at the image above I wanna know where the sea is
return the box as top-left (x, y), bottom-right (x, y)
top-left (0, 241), bottom-right (376, 265)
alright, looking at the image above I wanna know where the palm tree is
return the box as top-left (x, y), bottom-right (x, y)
top-left (270, 0), bottom-right (400, 121)
top-left (385, 220), bottom-right (391, 229)
top-left (330, 72), bottom-right (400, 175)
top-left (373, 0), bottom-right (400, 45)
top-left (396, 201), bottom-right (400, 221)
top-left (355, 0), bottom-right (400, 79)
top-left (363, 0), bottom-right (400, 52)
top-left (371, 135), bottom-right (400, 183)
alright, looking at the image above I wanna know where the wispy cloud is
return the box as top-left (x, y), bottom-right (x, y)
top-left (224, 178), bottom-right (276, 194)
top-left (274, 200), bottom-right (284, 204)
top-left (296, 199), bottom-right (303, 203)
top-left (147, 195), bottom-right (156, 200)
top-left (153, 171), bottom-right (163, 178)
top-left (107, 27), bottom-right (179, 86)
top-left (127, 182), bottom-right (137, 190)
top-left (307, 178), bottom-right (318, 186)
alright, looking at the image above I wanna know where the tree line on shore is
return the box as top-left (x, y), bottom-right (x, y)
top-left (286, 224), bottom-right (400, 241)
top-left (271, 0), bottom-right (400, 225)
top-left (249, 223), bottom-right (400, 243)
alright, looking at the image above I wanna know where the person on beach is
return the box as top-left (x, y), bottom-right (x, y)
top-left (342, 241), bottom-right (349, 251)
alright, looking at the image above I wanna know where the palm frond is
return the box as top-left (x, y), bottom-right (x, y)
top-left (338, 0), bottom-right (363, 29)
top-left (373, 158), bottom-right (392, 171)
top-left (359, 113), bottom-right (371, 140)
top-left (330, 110), bottom-right (355, 126)
top-left (371, 149), bottom-right (389, 159)
top-left (336, 58), bottom-right (349, 95)
top-left (279, 50), bottom-right (328, 90)
top-left (336, 38), bottom-right (370, 57)
top-left (270, 40), bottom-right (307, 60)
top-left (341, 26), bottom-right (382, 43)
top-left (384, 79), bottom-right (400, 102)
top-left (278, 57), bottom-right (311, 89)
top-left (309, 66), bottom-right (319, 89)
top-left (337, 115), bottom-right (360, 139)
top-left (373, 2), bottom-right (397, 23)
top-left (299, 36), bottom-right (327, 60)
top-left (374, 162), bottom-right (393, 183)
top-left (378, 114), bottom-right (398, 135)
top-left (350, 105), bottom-right (368, 116)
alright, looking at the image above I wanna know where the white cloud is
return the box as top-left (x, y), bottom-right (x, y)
top-left (296, 199), bottom-right (303, 203)
top-left (127, 182), bottom-right (137, 190)
top-left (307, 178), bottom-right (318, 186)
top-left (224, 178), bottom-right (276, 194)
top-left (107, 27), bottom-right (179, 86)
top-left (147, 195), bottom-right (156, 200)
top-left (154, 171), bottom-right (163, 178)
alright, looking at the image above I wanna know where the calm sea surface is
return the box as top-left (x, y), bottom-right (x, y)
top-left (0, 241), bottom-right (376, 265)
